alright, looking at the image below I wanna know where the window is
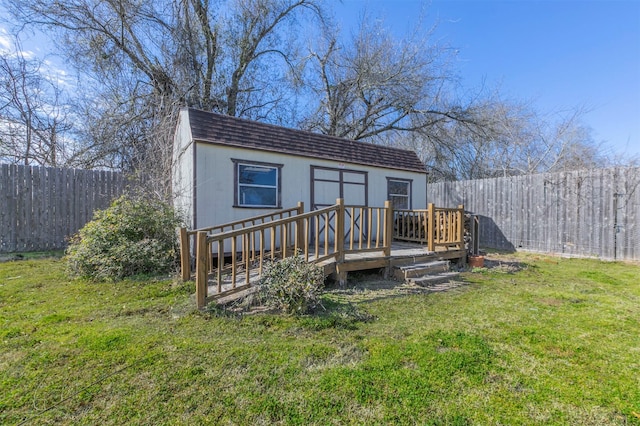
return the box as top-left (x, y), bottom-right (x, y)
top-left (233, 160), bottom-right (282, 208)
top-left (387, 178), bottom-right (411, 210)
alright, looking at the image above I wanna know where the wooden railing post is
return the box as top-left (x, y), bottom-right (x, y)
top-left (427, 203), bottom-right (435, 252)
top-left (421, 211), bottom-right (428, 244)
top-left (195, 231), bottom-right (208, 309)
top-left (383, 200), bottom-right (393, 256)
top-left (178, 227), bottom-right (191, 281)
top-left (335, 198), bottom-right (345, 262)
top-left (296, 201), bottom-right (304, 254)
top-left (457, 204), bottom-right (464, 246)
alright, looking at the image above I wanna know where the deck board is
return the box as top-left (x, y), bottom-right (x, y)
top-left (205, 241), bottom-right (466, 305)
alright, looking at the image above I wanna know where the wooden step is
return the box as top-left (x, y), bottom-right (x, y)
top-left (390, 254), bottom-right (439, 267)
top-left (394, 260), bottom-right (450, 281)
top-left (409, 271), bottom-right (461, 287)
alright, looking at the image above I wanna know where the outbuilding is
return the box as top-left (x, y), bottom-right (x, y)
top-left (172, 107), bottom-right (428, 229)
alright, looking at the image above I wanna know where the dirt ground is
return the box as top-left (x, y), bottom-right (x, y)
top-left (317, 253), bottom-right (527, 304)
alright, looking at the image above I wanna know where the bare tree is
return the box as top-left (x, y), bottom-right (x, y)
top-left (411, 97), bottom-right (608, 181)
top-left (300, 12), bottom-right (476, 143)
top-left (5, 0), bottom-right (323, 114)
top-left (3, 0), bottom-right (621, 189)
top-left (0, 36), bottom-right (72, 166)
top-left (3, 0), bottom-right (325, 197)
top-left (298, 12), bottom-right (614, 181)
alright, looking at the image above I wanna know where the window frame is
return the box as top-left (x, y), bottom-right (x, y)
top-left (232, 159), bottom-right (283, 209)
top-left (386, 177), bottom-right (412, 210)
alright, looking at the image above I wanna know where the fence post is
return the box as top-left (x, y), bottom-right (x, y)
top-left (427, 203), bottom-right (435, 252)
top-left (178, 227), bottom-right (191, 281)
top-left (296, 201), bottom-right (304, 254)
top-left (383, 200), bottom-right (393, 256)
top-left (457, 204), bottom-right (465, 247)
top-left (195, 231), bottom-right (208, 309)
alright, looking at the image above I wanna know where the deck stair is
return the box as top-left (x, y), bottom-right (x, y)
top-left (393, 260), bottom-right (460, 287)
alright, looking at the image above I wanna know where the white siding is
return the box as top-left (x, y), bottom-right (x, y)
top-left (371, 169), bottom-right (427, 209)
top-left (194, 142), bottom-right (426, 228)
top-left (172, 110), bottom-right (195, 227)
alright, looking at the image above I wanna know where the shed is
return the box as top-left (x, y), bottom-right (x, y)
top-left (172, 107), bottom-right (428, 229)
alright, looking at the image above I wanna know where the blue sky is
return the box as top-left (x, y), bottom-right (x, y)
top-left (336, 0), bottom-right (640, 157)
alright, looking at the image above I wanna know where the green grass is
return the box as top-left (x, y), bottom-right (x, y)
top-left (1, 254), bottom-right (639, 425)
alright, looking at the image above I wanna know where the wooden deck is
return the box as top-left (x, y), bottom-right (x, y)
top-left (206, 241), bottom-right (466, 305)
top-left (184, 199), bottom-right (466, 309)
top-left (323, 241), bottom-right (465, 274)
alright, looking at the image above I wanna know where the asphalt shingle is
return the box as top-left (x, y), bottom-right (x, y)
top-left (186, 108), bottom-right (427, 173)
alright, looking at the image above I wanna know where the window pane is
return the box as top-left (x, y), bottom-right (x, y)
top-left (388, 180), bottom-right (409, 195)
top-left (239, 165), bottom-right (277, 186)
top-left (239, 186), bottom-right (277, 206)
top-left (391, 195), bottom-right (408, 210)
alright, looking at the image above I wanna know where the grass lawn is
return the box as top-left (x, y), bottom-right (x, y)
top-left (1, 253), bottom-right (639, 425)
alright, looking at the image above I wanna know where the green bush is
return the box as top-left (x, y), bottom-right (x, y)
top-left (65, 194), bottom-right (181, 280)
top-left (258, 255), bottom-right (325, 315)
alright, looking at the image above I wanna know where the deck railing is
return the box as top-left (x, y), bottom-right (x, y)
top-left (193, 199), bottom-right (394, 308)
top-left (178, 203), bottom-right (304, 280)
top-left (185, 200), bottom-right (464, 308)
top-left (393, 203), bottom-right (465, 251)
top-left (431, 205), bottom-right (465, 250)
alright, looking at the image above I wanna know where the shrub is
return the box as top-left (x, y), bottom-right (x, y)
top-left (258, 255), bottom-right (325, 315)
top-left (65, 194), bottom-right (181, 280)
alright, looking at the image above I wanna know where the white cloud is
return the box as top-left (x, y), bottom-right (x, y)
top-left (0, 27), bottom-right (73, 89)
top-left (0, 27), bottom-right (12, 52)
top-left (42, 59), bottom-right (74, 88)
top-left (0, 26), bottom-right (36, 59)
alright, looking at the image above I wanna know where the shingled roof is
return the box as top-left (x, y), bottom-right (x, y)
top-left (185, 108), bottom-right (427, 174)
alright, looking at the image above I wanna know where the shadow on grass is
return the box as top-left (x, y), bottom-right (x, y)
top-left (297, 298), bottom-right (377, 331)
top-left (0, 250), bottom-right (65, 262)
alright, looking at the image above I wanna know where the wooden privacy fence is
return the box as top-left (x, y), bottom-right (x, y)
top-left (427, 167), bottom-right (640, 261)
top-left (180, 199), bottom-right (464, 308)
top-left (0, 163), bottom-right (123, 252)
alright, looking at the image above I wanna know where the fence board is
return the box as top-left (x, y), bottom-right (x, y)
top-left (428, 167), bottom-right (640, 261)
top-left (56, 167), bottom-right (65, 248)
top-left (0, 165), bottom-right (7, 251)
top-left (44, 167), bottom-right (53, 249)
top-left (0, 164), bottom-right (124, 253)
top-left (32, 166), bottom-right (42, 249)
top-left (8, 165), bottom-right (18, 250)
top-left (17, 165), bottom-right (25, 251)
top-left (74, 169), bottom-right (82, 236)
